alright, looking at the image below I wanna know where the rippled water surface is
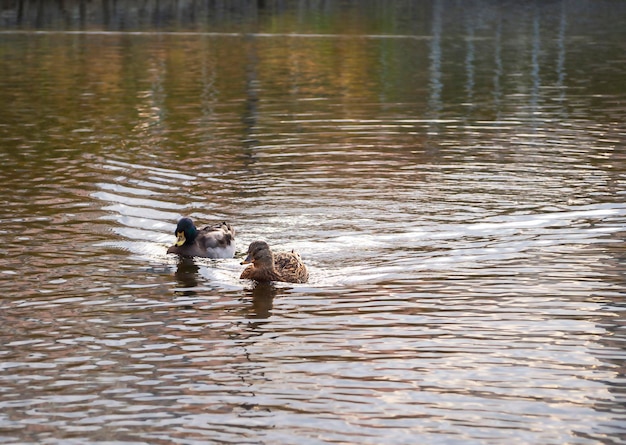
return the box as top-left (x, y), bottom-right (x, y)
top-left (1, 1), bottom-right (626, 444)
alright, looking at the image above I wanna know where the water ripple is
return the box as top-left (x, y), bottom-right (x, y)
top-left (1, 13), bottom-right (625, 444)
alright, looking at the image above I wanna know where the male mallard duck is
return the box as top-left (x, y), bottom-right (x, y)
top-left (166, 217), bottom-right (235, 258)
top-left (240, 241), bottom-right (309, 283)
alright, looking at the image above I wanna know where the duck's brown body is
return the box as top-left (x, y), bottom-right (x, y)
top-left (240, 241), bottom-right (308, 284)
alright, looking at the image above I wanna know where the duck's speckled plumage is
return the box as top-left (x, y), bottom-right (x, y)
top-left (167, 218), bottom-right (235, 258)
top-left (240, 241), bottom-right (308, 284)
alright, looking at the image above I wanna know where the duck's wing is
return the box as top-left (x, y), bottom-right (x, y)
top-left (274, 251), bottom-right (309, 283)
top-left (197, 222), bottom-right (236, 258)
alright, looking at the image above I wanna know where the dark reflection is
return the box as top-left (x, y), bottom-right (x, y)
top-left (4, 0), bottom-right (267, 30)
top-left (173, 257), bottom-right (200, 294)
top-left (555, 0), bottom-right (567, 114)
top-left (243, 282), bottom-right (277, 319)
top-left (427, 0), bottom-right (442, 121)
top-left (530, 4), bottom-right (541, 119)
top-left (464, 6), bottom-right (475, 112)
top-left (242, 34), bottom-right (260, 153)
top-left (492, 10), bottom-right (502, 117)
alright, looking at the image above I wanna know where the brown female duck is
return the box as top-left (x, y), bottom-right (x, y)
top-left (240, 241), bottom-right (309, 283)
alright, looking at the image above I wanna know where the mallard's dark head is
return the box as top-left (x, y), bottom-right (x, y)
top-left (174, 217), bottom-right (198, 246)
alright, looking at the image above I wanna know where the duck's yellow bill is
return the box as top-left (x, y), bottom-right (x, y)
top-left (240, 254), bottom-right (252, 265)
top-left (175, 231), bottom-right (186, 246)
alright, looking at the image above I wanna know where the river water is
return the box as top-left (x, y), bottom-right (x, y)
top-left (1, 1), bottom-right (625, 444)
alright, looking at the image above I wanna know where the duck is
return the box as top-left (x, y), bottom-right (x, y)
top-left (166, 217), bottom-right (236, 258)
top-left (240, 241), bottom-right (309, 284)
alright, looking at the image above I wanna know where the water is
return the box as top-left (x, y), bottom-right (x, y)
top-left (1, 1), bottom-right (626, 444)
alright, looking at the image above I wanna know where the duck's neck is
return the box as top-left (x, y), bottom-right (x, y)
top-left (251, 259), bottom-right (281, 282)
top-left (184, 228), bottom-right (198, 245)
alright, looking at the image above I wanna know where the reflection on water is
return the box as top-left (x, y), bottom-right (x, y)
top-left (1, 1), bottom-right (626, 444)
top-left (245, 282), bottom-right (277, 319)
